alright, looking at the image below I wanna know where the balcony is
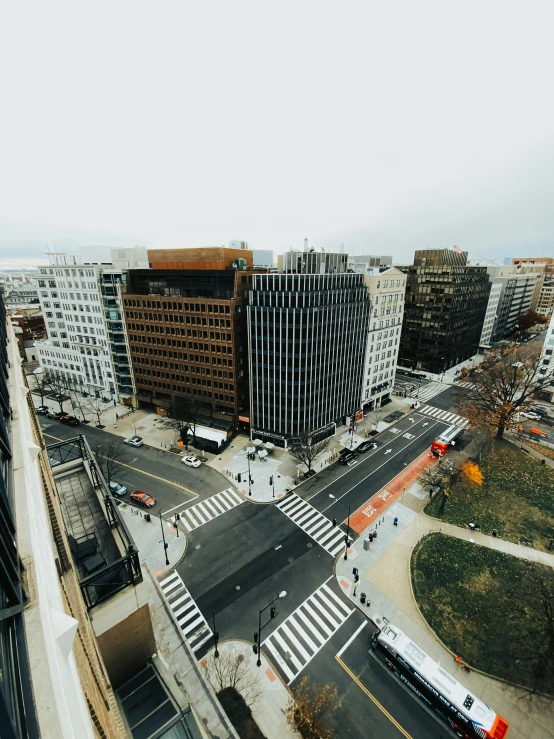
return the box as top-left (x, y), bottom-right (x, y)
top-left (47, 436), bottom-right (142, 610)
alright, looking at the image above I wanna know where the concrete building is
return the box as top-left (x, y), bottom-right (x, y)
top-left (349, 255), bottom-right (393, 274)
top-left (33, 247), bottom-right (147, 403)
top-left (399, 248), bottom-right (491, 373)
top-left (358, 267), bottom-right (406, 409)
top-left (484, 266), bottom-right (540, 342)
top-left (279, 241), bottom-right (349, 274)
top-left (479, 281), bottom-right (503, 347)
top-left (1, 301), bottom-right (128, 738)
top-left (0, 271), bottom-right (39, 305)
top-left (248, 252), bottom-right (371, 447)
top-left (122, 247), bottom-right (254, 433)
top-left (512, 256), bottom-right (554, 274)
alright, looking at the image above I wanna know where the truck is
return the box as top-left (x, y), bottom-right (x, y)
top-left (430, 424), bottom-right (464, 456)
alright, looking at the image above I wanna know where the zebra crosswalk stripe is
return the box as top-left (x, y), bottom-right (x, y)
top-left (418, 405), bottom-right (468, 428)
top-left (261, 579), bottom-right (353, 684)
top-left (276, 494), bottom-right (349, 556)
top-left (174, 488), bottom-right (243, 532)
top-left (159, 572), bottom-right (212, 653)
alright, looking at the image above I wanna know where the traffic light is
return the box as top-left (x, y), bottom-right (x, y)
top-left (269, 475), bottom-right (274, 485)
top-left (332, 518), bottom-right (337, 527)
top-left (249, 476), bottom-right (254, 485)
top-left (253, 630), bottom-right (259, 654)
top-left (270, 606), bottom-right (276, 619)
top-left (238, 473), bottom-right (242, 483)
top-left (354, 574), bottom-right (360, 583)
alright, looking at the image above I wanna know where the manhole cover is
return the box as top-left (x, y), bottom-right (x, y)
top-left (195, 544), bottom-right (201, 550)
top-left (307, 542), bottom-right (313, 548)
top-left (288, 557), bottom-right (294, 563)
top-left (236, 585), bottom-right (241, 591)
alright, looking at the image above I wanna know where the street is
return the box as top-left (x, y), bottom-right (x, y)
top-left (42, 385), bottom-right (465, 738)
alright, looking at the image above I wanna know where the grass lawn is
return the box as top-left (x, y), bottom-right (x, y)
top-left (411, 533), bottom-right (554, 693)
top-left (425, 440), bottom-right (554, 550)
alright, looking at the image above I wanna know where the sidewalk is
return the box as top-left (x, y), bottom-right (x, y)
top-left (199, 641), bottom-right (299, 739)
top-left (117, 503), bottom-right (187, 578)
top-left (210, 396), bottom-right (414, 503)
top-left (336, 491), bottom-right (554, 739)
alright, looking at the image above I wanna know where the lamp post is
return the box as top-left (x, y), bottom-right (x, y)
top-left (160, 512), bottom-right (169, 566)
top-left (212, 611), bottom-right (219, 658)
top-left (253, 591), bottom-right (286, 667)
top-left (329, 494), bottom-right (351, 560)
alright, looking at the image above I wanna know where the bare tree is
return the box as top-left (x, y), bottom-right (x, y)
top-left (31, 370), bottom-right (52, 407)
top-left (289, 436), bottom-right (329, 475)
top-left (201, 647), bottom-right (262, 708)
top-left (419, 459), bottom-right (460, 514)
top-left (69, 389), bottom-right (90, 423)
top-left (85, 396), bottom-right (107, 428)
top-left (455, 346), bottom-right (553, 439)
top-left (166, 396), bottom-right (191, 443)
top-left (470, 428), bottom-right (493, 463)
top-left (95, 439), bottom-right (125, 484)
top-left (43, 371), bottom-right (70, 414)
top-left (284, 676), bottom-right (339, 739)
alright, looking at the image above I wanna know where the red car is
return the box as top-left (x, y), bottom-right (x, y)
top-left (130, 490), bottom-right (156, 508)
top-left (60, 415), bottom-right (81, 426)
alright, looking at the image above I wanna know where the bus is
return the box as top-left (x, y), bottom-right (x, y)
top-left (372, 624), bottom-right (509, 738)
top-left (430, 424), bottom-right (464, 456)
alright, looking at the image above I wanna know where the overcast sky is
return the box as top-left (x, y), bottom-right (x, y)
top-left (1, 1), bottom-right (553, 268)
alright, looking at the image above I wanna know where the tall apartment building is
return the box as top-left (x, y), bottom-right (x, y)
top-left (33, 247), bottom-right (148, 403)
top-left (248, 251), bottom-right (371, 447)
top-left (399, 249), bottom-right (490, 373)
top-left (122, 247), bottom-right (253, 431)
top-left (358, 266), bottom-right (406, 409)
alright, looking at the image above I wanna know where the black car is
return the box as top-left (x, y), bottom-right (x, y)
top-left (35, 405), bottom-right (50, 415)
top-left (339, 451), bottom-right (356, 465)
top-left (356, 440), bottom-right (378, 453)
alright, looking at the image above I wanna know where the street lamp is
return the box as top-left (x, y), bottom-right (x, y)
top-left (212, 611), bottom-right (219, 658)
top-left (160, 512), bottom-right (170, 566)
top-left (329, 494), bottom-right (351, 560)
top-left (253, 591), bottom-right (286, 667)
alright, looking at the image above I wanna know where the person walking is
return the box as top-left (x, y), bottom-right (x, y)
top-left (393, 516), bottom-right (398, 526)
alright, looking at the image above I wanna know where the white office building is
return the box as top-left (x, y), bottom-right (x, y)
top-left (479, 281), bottom-right (503, 347)
top-left (33, 247), bottom-right (147, 402)
top-left (358, 267), bottom-right (406, 410)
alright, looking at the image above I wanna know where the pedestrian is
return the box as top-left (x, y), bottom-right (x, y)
top-left (393, 516), bottom-right (398, 526)
top-left (116, 413), bottom-right (119, 420)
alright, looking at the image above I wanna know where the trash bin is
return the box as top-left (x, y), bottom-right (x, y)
top-left (373, 531), bottom-right (377, 540)
top-left (369, 533), bottom-right (373, 542)
top-left (360, 593), bottom-right (366, 604)
top-left (363, 538), bottom-right (370, 551)
top-left (144, 514), bottom-right (151, 522)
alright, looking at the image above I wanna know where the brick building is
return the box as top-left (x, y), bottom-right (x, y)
top-left (122, 247), bottom-right (255, 431)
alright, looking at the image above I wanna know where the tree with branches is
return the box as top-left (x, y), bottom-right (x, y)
top-left (95, 439), bottom-right (125, 485)
top-left (284, 676), bottom-right (339, 739)
top-left (69, 389), bottom-right (90, 423)
top-left (419, 459), bottom-right (461, 514)
top-left (85, 395), bottom-right (107, 428)
top-left (454, 346), bottom-right (553, 439)
top-left (31, 370), bottom-right (52, 407)
top-left (460, 460), bottom-right (484, 486)
top-left (201, 647), bottom-right (262, 708)
top-left (43, 371), bottom-right (71, 415)
top-left (289, 437), bottom-right (329, 475)
top-left (166, 396), bottom-right (192, 443)
top-left (517, 310), bottom-right (549, 332)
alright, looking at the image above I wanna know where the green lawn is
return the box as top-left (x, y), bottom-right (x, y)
top-left (411, 533), bottom-right (554, 694)
top-left (425, 440), bottom-right (554, 550)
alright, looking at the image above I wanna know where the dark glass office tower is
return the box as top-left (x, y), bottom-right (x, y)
top-left (248, 272), bottom-right (371, 447)
top-left (399, 249), bottom-right (491, 373)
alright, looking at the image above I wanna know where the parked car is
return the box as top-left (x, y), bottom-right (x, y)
top-left (124, 436), bottom-right (144, 448)
top-left (130, 490), bottom-right (155, 508)
top-left (521, 412), bottom-right (541, 420)
top-left (46, 410), bottom-right (64, 420)
top-left (356, 440), bottom-right (378, 453)
top-left (339, 451), bottom-right (356, 465)
top-left (60, 415), bottom-right (81, 426)
top-left (109, 481), bottom-right (127, 496)
top-left (35, 405), bottom-right (50, 415)
top-left (182, 456), bottom-right (201, 468)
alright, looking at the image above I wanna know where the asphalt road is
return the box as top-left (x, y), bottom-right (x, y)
top-left (38, 416), bottom-right (230, 511)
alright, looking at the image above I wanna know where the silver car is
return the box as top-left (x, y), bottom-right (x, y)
top-left (109, 481), bottom-right (127, 496)
top-left (124, 436), bottom-right (144, 448)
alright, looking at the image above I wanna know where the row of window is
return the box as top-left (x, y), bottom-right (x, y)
top-left (124, 299), bottom-right (232, 313)
top-left (137, 378), bottom-right (234, 403)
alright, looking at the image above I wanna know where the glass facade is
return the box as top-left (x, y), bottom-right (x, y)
top-left (399, 250), bottom-right (491, 373)
top-left (248, 273), bottom-right (371, 445)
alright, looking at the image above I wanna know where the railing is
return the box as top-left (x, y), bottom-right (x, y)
top-left (46, 435), bottom-right (143, 610)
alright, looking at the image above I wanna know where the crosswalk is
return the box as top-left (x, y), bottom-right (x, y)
top-left (276, 494), bottom-right (347, 557)
top-left (174, 488), bottom-right (244, 532)
top-left (262, 580), bottom-right (353, 684)
top-left (159, 571), bottom-right (213, 653)
top-left (417, 405), bottom-right (469, 428)
top-left (455, 380), bottom-right (475, 389)
top-left (411, 381), bottom-right (449, 402)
